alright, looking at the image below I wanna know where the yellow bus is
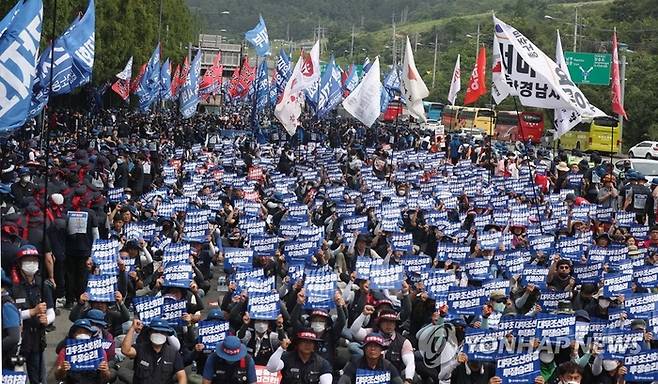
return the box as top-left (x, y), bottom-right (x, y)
top-left (443, 106), bottom-right (495, 135)
top-left (559, 115), bottom-right (621, 153)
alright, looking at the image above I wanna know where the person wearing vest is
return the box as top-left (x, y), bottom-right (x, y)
top-left (625, 173), bottom-right (654, 225)
top-left (201, 335), bottom-right (257, 384)
top-left (237, 312), bottom-right (280, 366)
top-left (120, 318), bottom-right (187, 384)
top-left (191, 309), bottom-right (228, 380)
top-left (338, 333), bottom-right (403, 384)
top-left (562, 163), bottom-right (584, 196)
top-left (349, 309), bottom-right (415, 382)
top-left (10, 245), bottom-right (55, 384)
top-left (2, 269), bottom-right (21, 370)
top-left (266, 329), bottom-right (332, 384)
top-left (54, 319), bottom-right (112, 384)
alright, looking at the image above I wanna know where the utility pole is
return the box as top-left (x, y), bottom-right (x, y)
top-left (475, 23), bottom-right (481, 57)
top-left (350, 24), bottom-right (355, 62)
top-left (414, 32), bottom-right (419, 53)
top-left (573, 8), bottom-right (578, 52)
top-left (392, 14), bottom-right (396, 66)
top-left (431, 33), bottom-right (438, 89)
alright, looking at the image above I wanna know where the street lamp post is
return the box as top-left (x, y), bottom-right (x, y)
top-left (544, 9), bottom-right (579, 52)
top-left (431, 33), bottom-right (438, 89)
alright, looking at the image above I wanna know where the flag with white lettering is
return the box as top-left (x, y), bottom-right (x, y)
top-left (554, 30), bottom-right (583, 137)
top-left (380, 65), bottom-right (400, 113)
top-left (179, 48), bottom-right (202, 118)
top-left (199, 52), bottom-right (222, 97)
top-left (493, 15), bottom-right (604, 119)
top-left (254, 59), bottom-right (270, 112)
top-left (464, 46), bottom-right (487, 105)
top-left (275, 48), bottom-right (292, 100)
top-left (111, 56), bottom-right (132, 101)
top-left (316, 55), bottom-right (344, 118)
top-left (0, 0), bottom-right (43, 132)
top-left (611, 29), bottom-right (627, 119)
top-left (136, 43), bottom-right (161, 112)
top-left (447, 55), bottom-right (461, 105)
top-left (160, 58), bottom-right (172, 101)
top-left (170, 63), bottom-right (181, 98)
top-left (245, 15), bottom-right (271, 57)
top-left (0, 0), bottom-right (22, 38)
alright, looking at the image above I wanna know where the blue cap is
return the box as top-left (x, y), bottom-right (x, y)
top-left (652, 178), bottom-right (658, 186)
top-left (85, 309), bottom-right (107, 327)
top-left (72, 319), bottom-right (95, 333)
top-left (215, 335), bottom-right (247, 362)
top-left (148, 317), bottom-right (174, 336)
top-left (206, 309), bottom-right (224, 321)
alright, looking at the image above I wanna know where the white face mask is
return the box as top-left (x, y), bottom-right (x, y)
top-left (21, 261), bottom-right (39, 276)
top-left (254, 322), bottom-right (268, 334)
top-left (21, 175), bottom-right (31, 183)
top-left (599, 299), bottom-right (610, 309)
top-left (603, 360), bottom-right (618, 371)
top-left (75, 334), bottom-right (91, 340)
top-left (539, 351), bottom-right (554, 364)
top-left (150, 333), bottom-right (167, 345)
top-left (310, 322), bottom-right (325, 333)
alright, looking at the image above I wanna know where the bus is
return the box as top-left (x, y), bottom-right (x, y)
top-left (559, 115), bottom-right (621, 153)
top-left (494, 111), bottom-right (545, 144)
top-left (441, 105), bottom-right (463, 130)
top-left (454, 107), bottom-right (495, 135)
top-left (423, 101), bottom-right (445, 121)
top-left (382, 100), bottom-right (404, 122)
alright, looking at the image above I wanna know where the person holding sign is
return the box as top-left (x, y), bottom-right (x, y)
top-left (339, 333), bottom-right (403, 384)
top-left (201, 335), bottom-right (257, 384)
top-left (265, 330), bottom-right (332, 384)
top-left (54, 319), bottom-right (113, 384)
top-left (237, 312), bottom-right (282, 365)
top-left (120, 318), bottom-right (187, 384)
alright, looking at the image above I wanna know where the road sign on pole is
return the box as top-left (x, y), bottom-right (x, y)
top-left (564, 52), bottom-right (611, 86)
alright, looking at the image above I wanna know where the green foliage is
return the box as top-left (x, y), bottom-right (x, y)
top-left (0, 0), bottom-right (195, 83)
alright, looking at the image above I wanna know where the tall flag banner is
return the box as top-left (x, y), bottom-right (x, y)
top-left (363, 57), bottom-right (372, 75)
top-left (289, 41), bottom-right (320, 95)
top-left (130, 63), bottom-right (146, 94)
top-left (274, 52), bottom-right (306, 136)
top-left (401, 36), bottom-right (429, 122)
top-left (316, 55), bottom-right (344, 118)
top-left (229, 56), bottom-right (255, 99)
top-left (554, 30), bottom-right (581, 136)
top-left (135, 43), bottom-right (161, 112)
top-left (179, 48), bottom-right (202, 118)
top-left (493, 15), bottom-right (604, 121)
top-left (343, 64), bottom-right (359, 97)
top-left (159, 58), bottom-right (172, 101)
top-left (269, 68), bottom-right (278, 105)
top-left (199, 53), bottom-right (222, 96)
top-left (28, 0), bottom-right (95, 118)
top-left (254, 59), bottom-right (270, 112)
top-left (171, 64), bottom-right (181, 98)
top-left (342, 56), bottom-right (382, 127)
top-left (305, 78), bottom-right (321, 114)
top-left (275, 48), bottom-right (292, 100)
top-left (245, 15), bottom-right (271, 57)
top-left (179, 56), bottom-right (190, 93)
top-left (111, 56), bottom-right (133, 101)
top-left (611, 29), bottom-right (627, 120)
top-left (0, 0), bottom-right (22, 38)
top-left (447, 55), bottom-right (461, 105)
top-left (491, 34), bottom-right (516, 105)
top-left (0, 0), bottom-right (43, 132)
top-left (464, 46), bottom-right (487, 105)
top-left (380, 65), bottom-right (401, 113)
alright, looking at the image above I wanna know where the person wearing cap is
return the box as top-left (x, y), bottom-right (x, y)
top-left (1, 268), bottom-right (21, 370)
top-left (562, 163), bottom-right (584, 196)
top-left (84, 308), bottom-right (117, 361)
top-left (1, 221), bottom-right (26, 276)
top-left (338, 333), bottom-right (403, 384)
top-left (121, 318), bottom-right (187, 384)
top-left (10, 167), bottom-right (34, 207)
top-left (237, 311), bottom-right (283, 366)
top-left (54, 319), bottom-right (112, 383)
top-left (201, 335), bottom-right (257, 384)
top-left (9, 244), bottom-right (55, 384)
top-left (69, 285), bottom-right (130, 337)
top-left (190, 309), bottom-right (228, 378)
top-left (349, 308), bottom-right (415, 381)
top-left (597, 174), bottom-right (618, 210)
top-left (266, 330), bottom-right (333, 384)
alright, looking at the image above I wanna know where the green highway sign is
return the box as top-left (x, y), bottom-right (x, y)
top-left (564, 51), bottom-right (612, 86)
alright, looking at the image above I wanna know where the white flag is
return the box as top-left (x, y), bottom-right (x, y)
top-left (491, 34), bottom-right (516, 105)
top-left (116, 56), bottom-right (133, 81)
top-left (554, 30), bottom-right (582, 137)
top-left (289, 40), bottom-right (321, 95)
top-left (342, 57), bottom-right (382, 127)
top-left (275, 55), bottom-right (305, 136)
top-left (401, 36), bottom-right (429, 122)
top-left (447, 55), bottom-right (461, 105)
top-left (493, 15), bottom-right (604, 120)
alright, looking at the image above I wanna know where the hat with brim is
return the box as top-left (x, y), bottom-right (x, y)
top-left (362, 333), bottom-right (387, 348)
top-left (483, 224), bottom-right (502, 232)
top-left (85, 309), bottom-right (108, 327)
top-left (557, 162), bottom-right (569, 172)
top-left (310, 309), bottom-right (330, 320)
top-left (215, 335), bottom-right (247, 362)
top-left (148, 318), bottom-right (175, 336)
top-left (376, 312), bottom-right (399, 323)
top-left (595, 233), bottom-right (611, 242)
top-left (206, 309), bottom-right (225, 321)
top-left (71, 319), bottom-right (95, 334)
top-left (294, 330), bottom-right (319, 343)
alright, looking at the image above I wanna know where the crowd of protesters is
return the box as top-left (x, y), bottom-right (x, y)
top-left (3, 107), bottom-right (658, 384)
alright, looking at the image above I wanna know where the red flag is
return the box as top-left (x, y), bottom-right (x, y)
top-left (130, 63), bottom-right (146, 94)
top-left (171, 64), bottom-right (181, 97)
top-left (463, 46), bottom-right (487, 105)
top-left (611, 30), bottom-right (627, 119)
top-left (228, 56), bottom-right (255, 98)
top-left (228, 65), bottom-right (241, 98)
top-left (179, 56), bottom-right (190, 88)
top-left (199, 53), bottom-right (223, 95)
top-left (111, 79), bottom-right (130, 101)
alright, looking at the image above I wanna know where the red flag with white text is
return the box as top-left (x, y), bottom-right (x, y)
top-left (610, 30), bottom-right (627, 120)
top-left (464, 46), bottom-right (487, 105)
